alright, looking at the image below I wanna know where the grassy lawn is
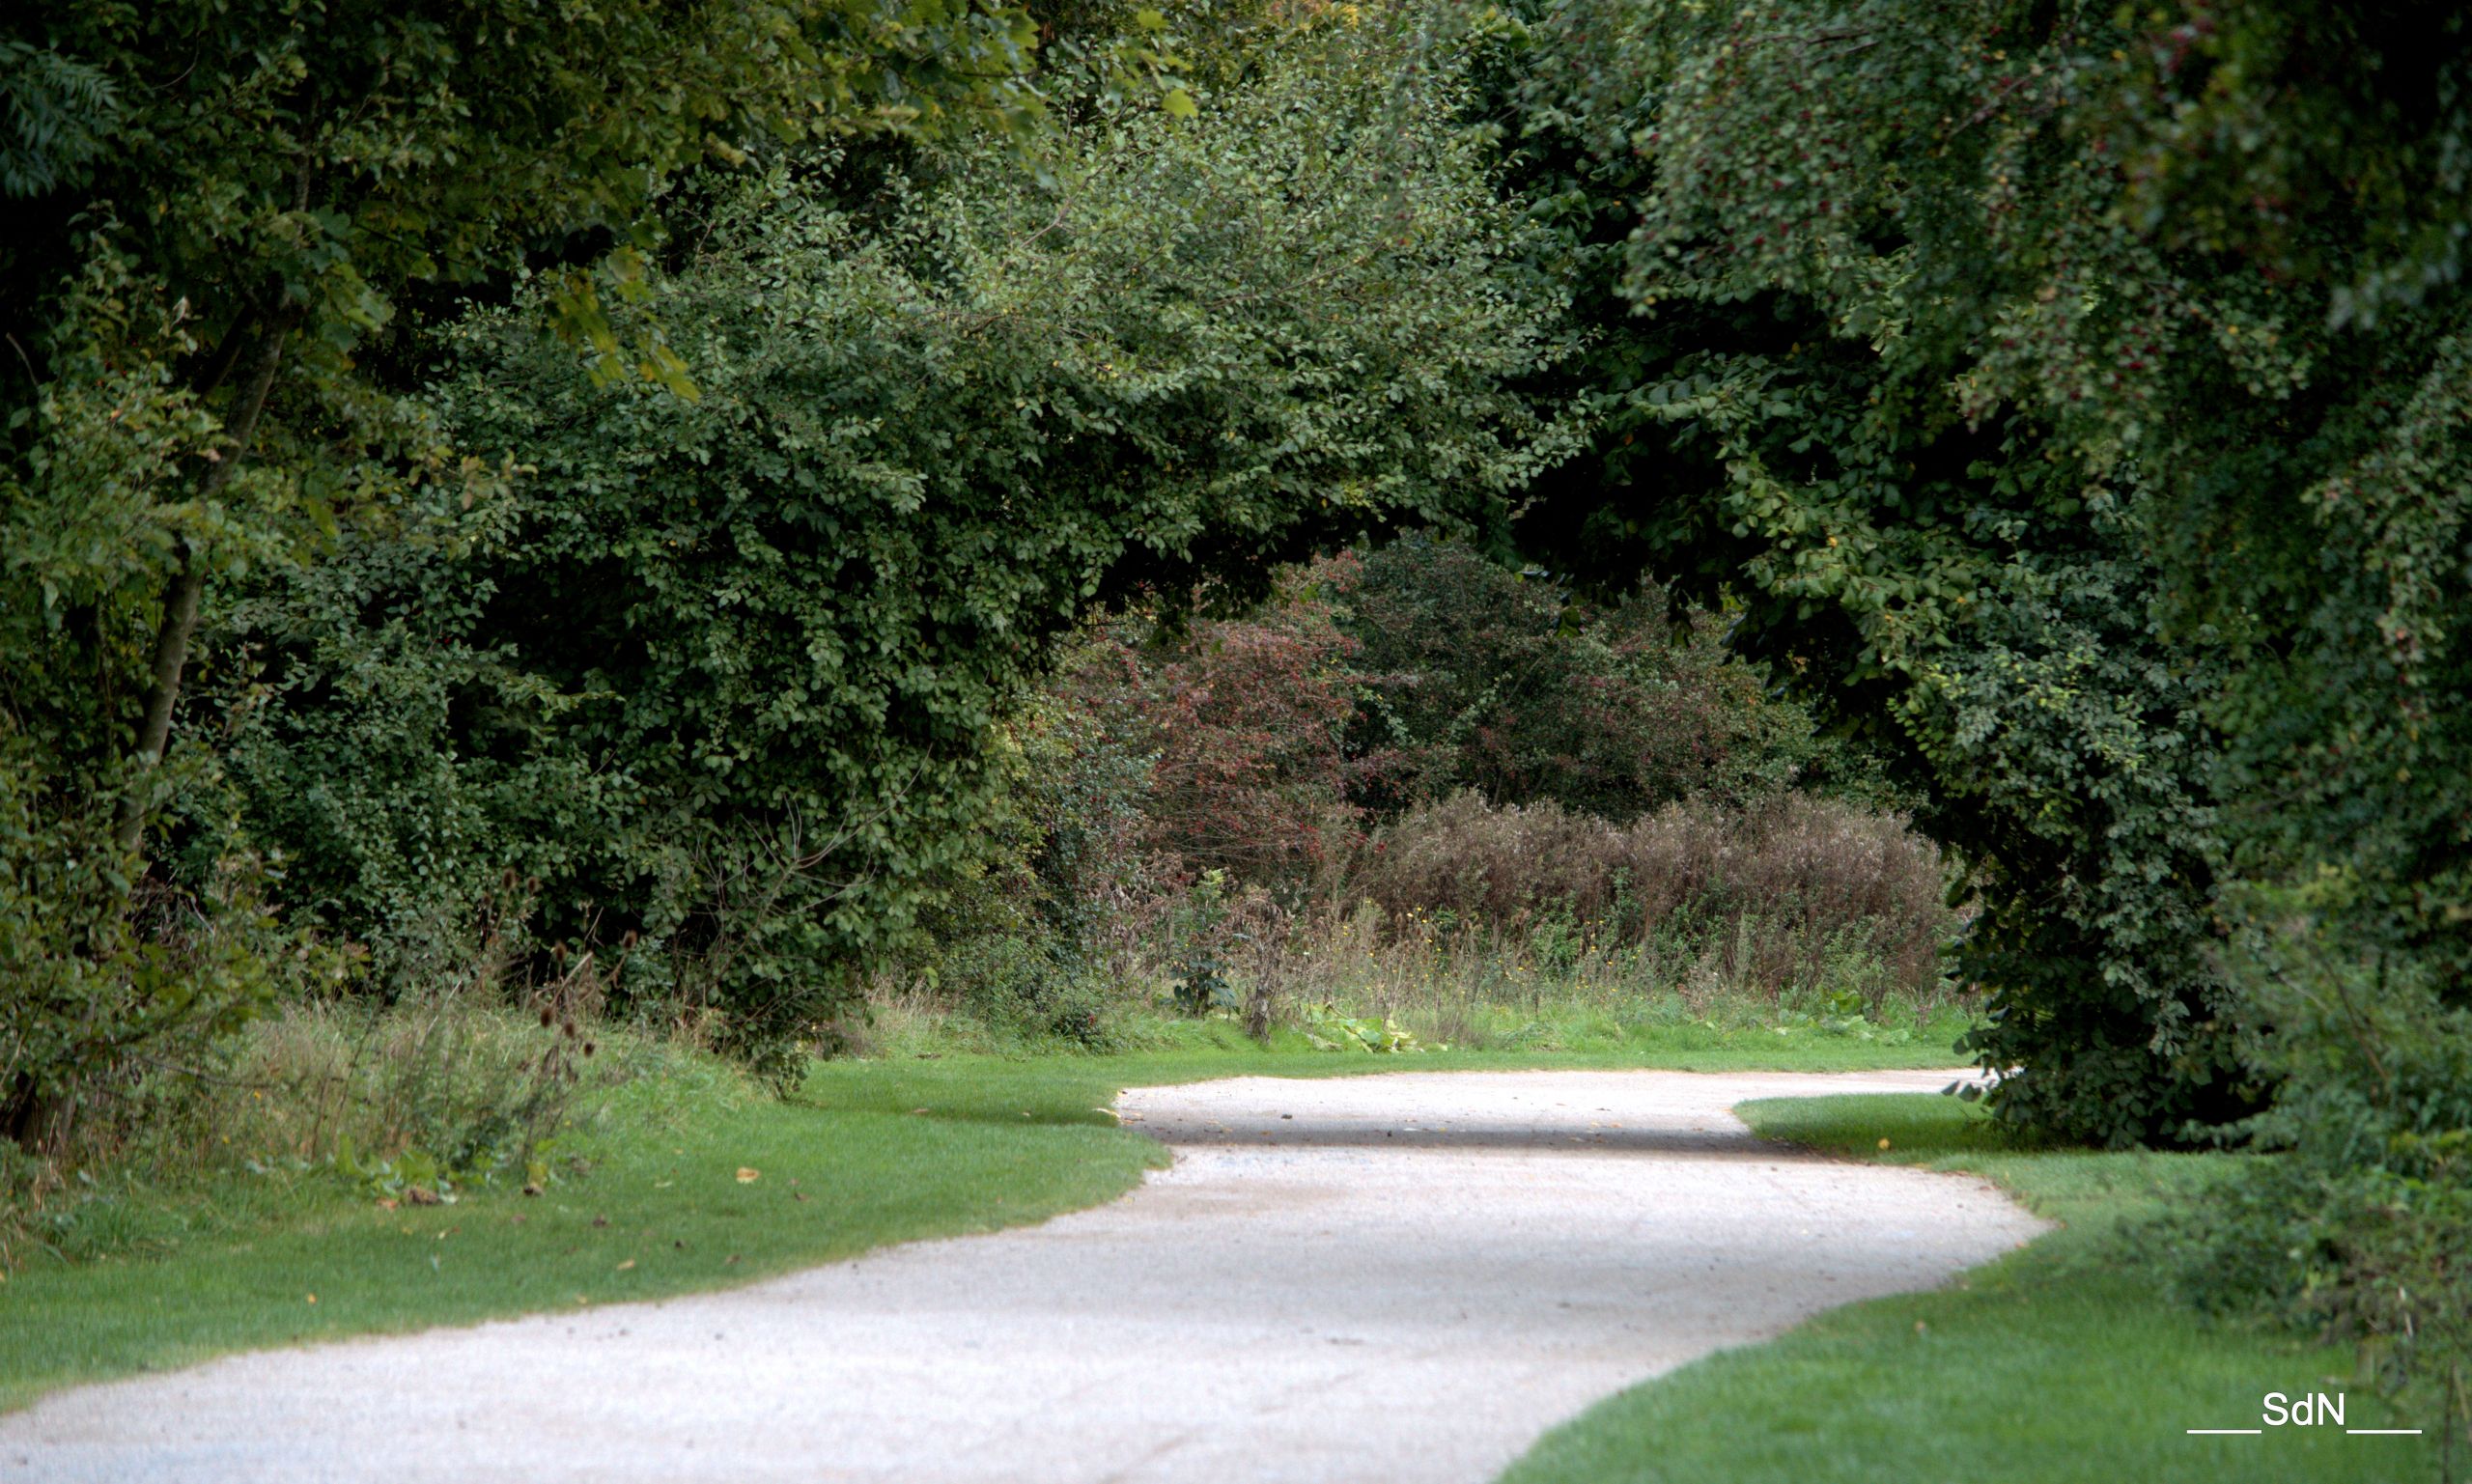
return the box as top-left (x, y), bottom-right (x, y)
top-left (1498, 1093), bottom-right (2444, 1484)
top-left (0, 1010), bottom-right (1970, 1414)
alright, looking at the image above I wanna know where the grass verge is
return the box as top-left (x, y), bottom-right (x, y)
top-left (1498, 1093), bottom-right (2444, 1484)
top-left (0, 1012), bottom-right (1967, 1414)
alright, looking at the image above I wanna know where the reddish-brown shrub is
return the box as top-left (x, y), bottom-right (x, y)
top-left (1344, 791), bottom-right (1952, 996)
top-left (1131, 565), bottom-right (1396, 882)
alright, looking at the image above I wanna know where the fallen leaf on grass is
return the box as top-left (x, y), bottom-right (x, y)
top-left (305, 1294), bottom-right (317, 1304)
top-left (736, 1167), bottom-right (760, 1184)
top-left (615, 1259), bottom-right (635, 1273)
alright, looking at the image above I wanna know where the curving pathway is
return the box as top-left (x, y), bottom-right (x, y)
top-left (4, 1068), bottom-right (2043, 1483)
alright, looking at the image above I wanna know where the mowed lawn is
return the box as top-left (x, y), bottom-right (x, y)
top-left (1499, 1093), bottom-right (2441, 1484)
top-left (0, 1018), bottom-right (1967, 1414)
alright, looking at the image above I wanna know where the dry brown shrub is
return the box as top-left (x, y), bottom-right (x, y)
top-left (1344, 791), bottom-right (1952, 999)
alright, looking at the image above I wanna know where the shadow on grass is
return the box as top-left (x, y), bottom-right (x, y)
top-left (1137, 1121), bottom-right (1839, 1157)
top-left (1737, 1089), bottom-right (2018, 1162)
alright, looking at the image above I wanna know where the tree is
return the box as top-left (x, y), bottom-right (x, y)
top-left (1486, 0), bottom-right (2472, 1404)
top-left (1482, 0), bottom-right (2287, 1142)
top-left (214, 15), bottom-right (1570, 1067)
top-left (4, 0), bottom-right (1067, 841)
top-left (0, 0), bottom-right (1096, 1137)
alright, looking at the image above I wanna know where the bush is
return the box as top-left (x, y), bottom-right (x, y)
top-left (0, 743), bottom-right (299, 1152)
top-left (2169, 899), bottom-right (2472, 1435)
top-left (1126, 571), bottom-right (1377, 885)
top-left (142, 26), bottom-right (1567, 1079)
top-left (1341, 535), bottom-right (1822, 820)
top-left (1009, 628), bottom-right (1162, 949)
top-left (927, 934), bottom-right (1111, 1047)
top-left (1344, 791), bottom-right (1950, 1001)
top-left (211, 503), bottom-right (629, 999)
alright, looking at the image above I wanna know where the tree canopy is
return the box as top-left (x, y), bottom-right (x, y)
top-left (1479, 0), bottom-right (2472, 1145)
top-left (1, 0), bottom-right (1172, 1124)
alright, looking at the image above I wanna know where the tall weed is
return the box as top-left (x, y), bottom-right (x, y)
top-left (1344, 792), bottom-right (1951, 1000)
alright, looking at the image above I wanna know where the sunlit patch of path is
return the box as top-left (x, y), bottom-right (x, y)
top-left (2, 1069), bottom-right (2042, 1483)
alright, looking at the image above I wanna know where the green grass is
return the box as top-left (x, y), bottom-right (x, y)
top-left (1499, 1093), bottom-right (2446, 1484)
top-left (0, 1012), bottom-right (1968, 1414)
top-left (0, 1050), bottom-right (1155, 1414)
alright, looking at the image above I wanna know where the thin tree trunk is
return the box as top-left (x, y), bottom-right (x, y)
top-left (112, 310), bottom-right (297, 856)
top-left (185, 302), bottom-right (263, 404)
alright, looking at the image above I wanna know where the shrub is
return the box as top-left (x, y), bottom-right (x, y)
top-left (1137, 570), bottom-right (1379, 885)
top-left (0, 0), bottom-right (1071, 1159)
top-left (1010, 628), bottom-right (1162, 949)
top-left (1341, 535), bottom-right (1821, 820)
top-left (1344, 792), bottom-right (1950, 1001)
top-left (2169, 896), bottom-right (2472, 1435)
top-left (926, 935), bottom-right (1089, 1043)
top-left (211, 504), bottom-right (628, 999)
top-left (173, 25), bottom-right (1566, 1078)
top-left (0, 742), bottom-right (300, 1152)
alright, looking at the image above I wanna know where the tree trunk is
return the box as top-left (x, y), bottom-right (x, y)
top-left (2, 1070), bottom-right (73, 1154)
top-left (111, 311), bottom-right (297, 856)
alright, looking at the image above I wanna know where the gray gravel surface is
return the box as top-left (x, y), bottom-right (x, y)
top-left (2, 1067), bottom-right (2043, 1484)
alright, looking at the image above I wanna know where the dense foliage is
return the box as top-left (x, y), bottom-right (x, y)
top-left (1485, 0), bottom-right (2472, 1396)
top-left (888, 528), bottom-right (1907, 1048)
top-left (1484, 0), bottom-right (2248, 1145)
top-left (1343, 534), bottom-right (1830, 820)
top-left (204, 27), bottom-right (1567, 1074)
top-left (1018, 535), bottom-right (1845, 897)
top-left (0, 0), bottom-right (1122, 1136)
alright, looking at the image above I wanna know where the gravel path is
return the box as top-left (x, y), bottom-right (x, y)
top-left (4, 1068), bottom-right (2043, 1484)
